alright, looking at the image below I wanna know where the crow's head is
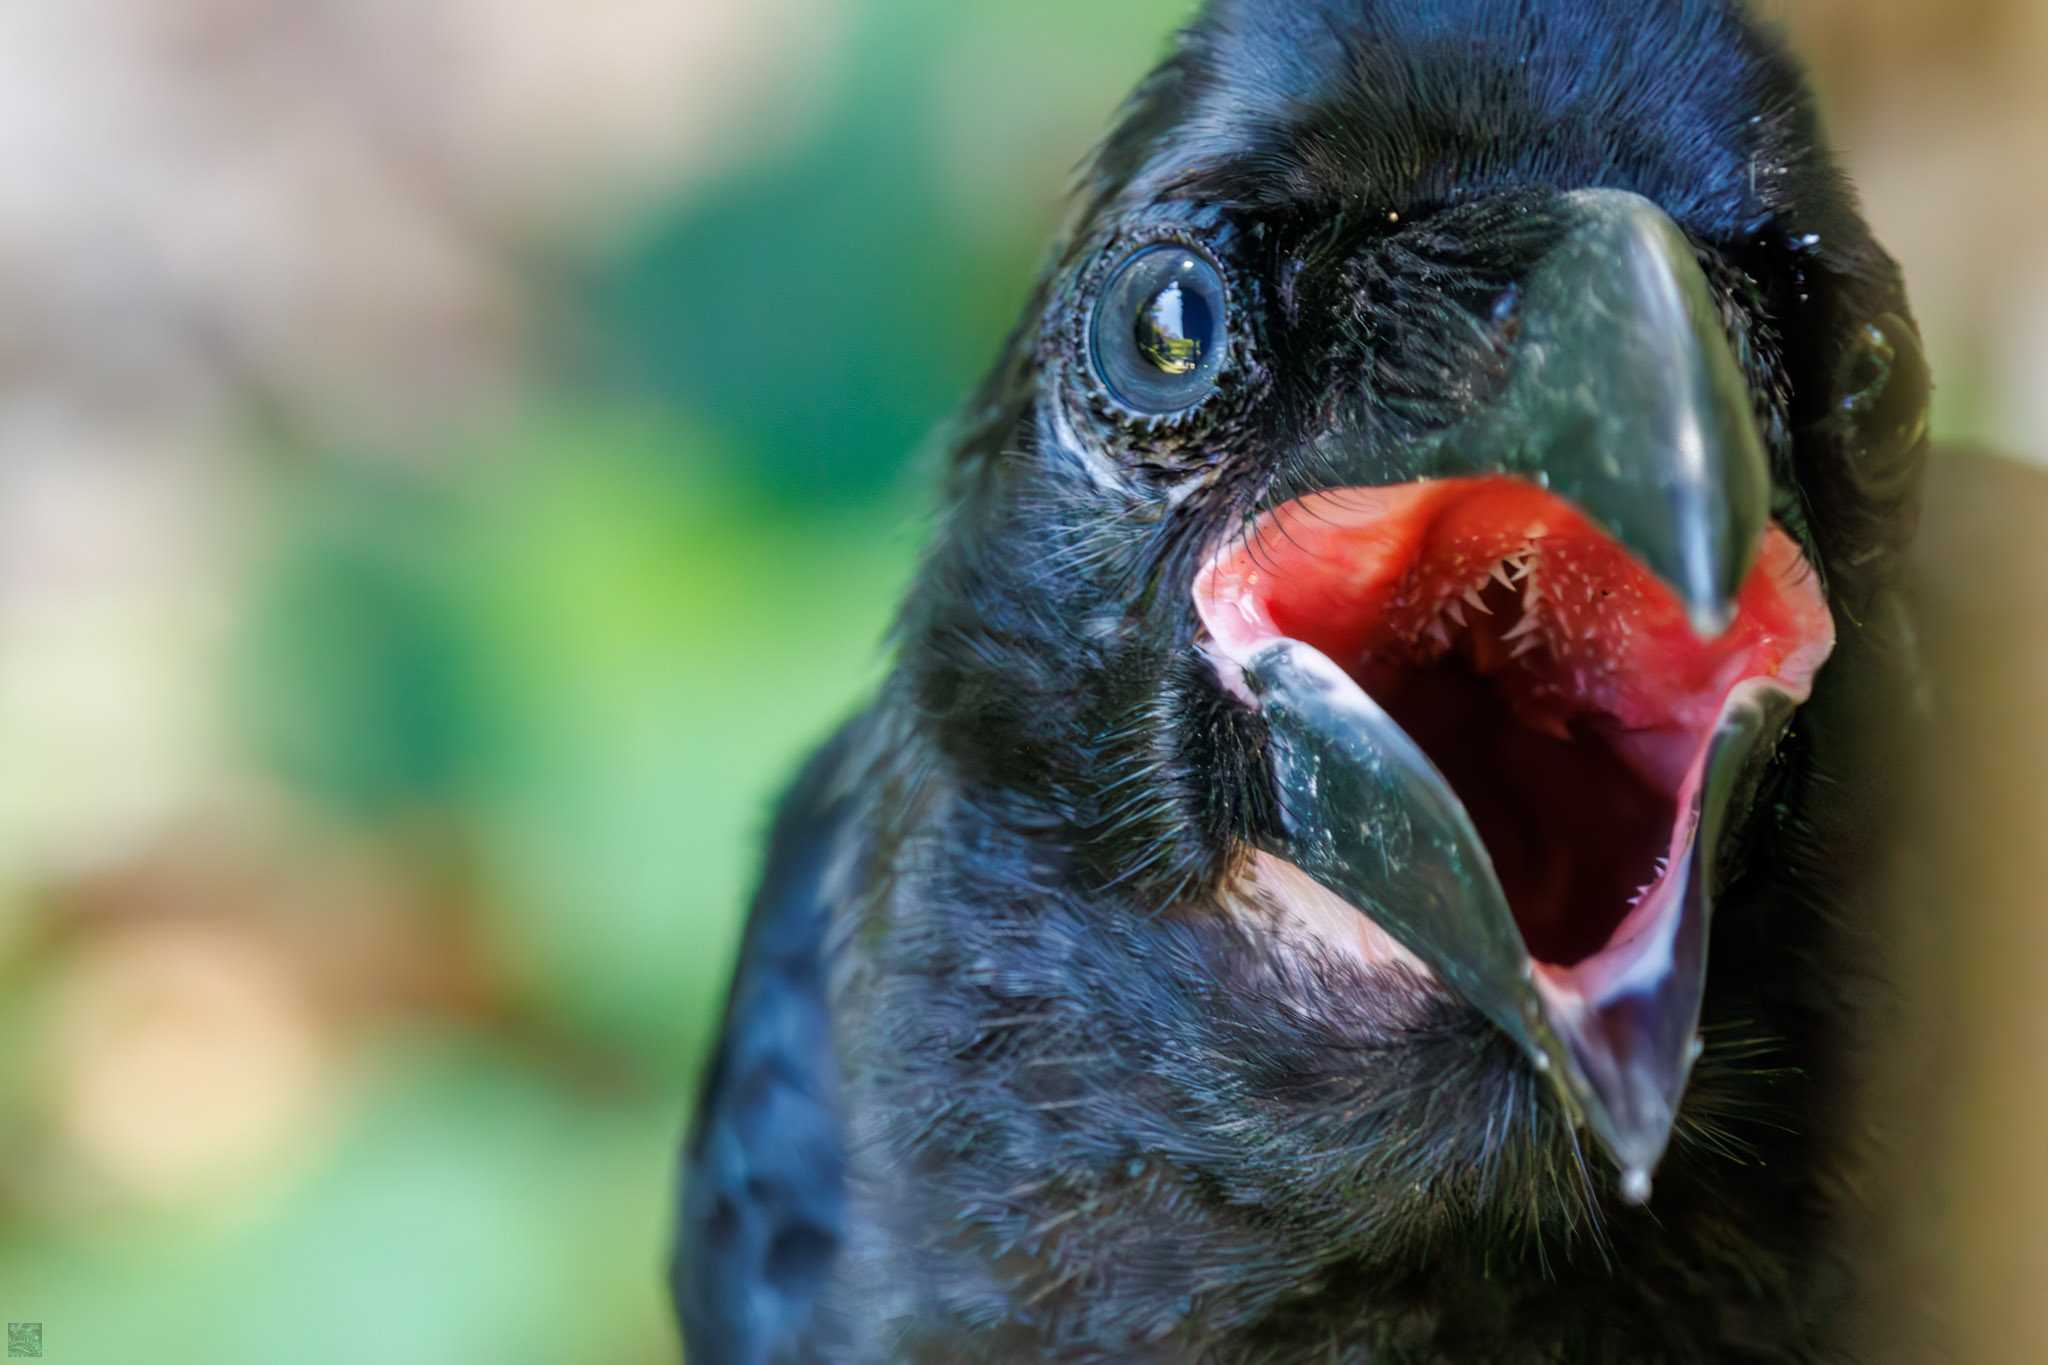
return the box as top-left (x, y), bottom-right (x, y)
top-left (894, 0), bottom-right (1927, 1260)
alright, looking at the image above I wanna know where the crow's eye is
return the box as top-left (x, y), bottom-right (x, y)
top-left (1091, 246), bottom-right (1229, 414)
top-left (1839, 313), bottom-right (1930, 455)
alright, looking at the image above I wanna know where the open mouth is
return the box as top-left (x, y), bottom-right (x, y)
top-left (1196, 476), bottom-right (1835, 1008)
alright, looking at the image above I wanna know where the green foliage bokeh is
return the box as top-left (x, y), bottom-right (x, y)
top-left (0, 5), bottom-right (1194, 1364)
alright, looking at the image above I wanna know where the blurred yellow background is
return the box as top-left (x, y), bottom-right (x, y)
top-left (0, 2), bottom-right (2041, 1361)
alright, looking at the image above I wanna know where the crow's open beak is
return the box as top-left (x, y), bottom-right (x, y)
top-left (1195, 192), bottom-right (1836, 1197)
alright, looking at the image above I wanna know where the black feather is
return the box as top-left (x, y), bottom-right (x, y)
top-left (679, 1), bottom-right (1927, 1359)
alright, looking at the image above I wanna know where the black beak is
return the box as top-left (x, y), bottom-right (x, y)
top-left (1404, 188), bottom-right (1773, 635)
top-left (1235, 191), bottom-right (1791, 1196)
top-left (1242, 647), bottom-right (1792, 1195)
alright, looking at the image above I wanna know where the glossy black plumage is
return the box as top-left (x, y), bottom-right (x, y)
top-left (677, 1), bottom-right (1928, 1359)
top-left (675, 731), bottom-right (861, 1363)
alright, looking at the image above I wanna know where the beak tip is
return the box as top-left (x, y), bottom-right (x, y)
top-left (1587, 1094), bottom-right (1680, 1186)
top-left (1673, 534), bottom-right (1757, 640)
top-left (1683, 593), bottom-right (1738, 640)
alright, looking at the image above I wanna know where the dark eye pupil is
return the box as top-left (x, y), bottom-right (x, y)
top-left (1135, 280), bottom-right (1213, 376)
top-left (1090, 245), bottom-right (1229, 414)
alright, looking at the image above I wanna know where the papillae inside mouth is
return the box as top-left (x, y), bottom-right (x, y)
top-left (1197, 477), bottom-right (1834, 980)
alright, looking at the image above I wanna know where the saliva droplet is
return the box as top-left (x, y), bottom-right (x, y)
top-left (1619, 1167), bottom-right (1653, 1205)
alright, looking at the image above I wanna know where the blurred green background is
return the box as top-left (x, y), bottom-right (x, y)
top-left (0, 2), bottom-right (2042, 1361)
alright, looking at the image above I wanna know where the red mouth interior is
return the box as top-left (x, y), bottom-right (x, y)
top-left (1197, 477), bottom-right (1834, 971)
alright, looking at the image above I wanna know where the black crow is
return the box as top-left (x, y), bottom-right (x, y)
top-left (676, 0), bottom-right (1932, 1359)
